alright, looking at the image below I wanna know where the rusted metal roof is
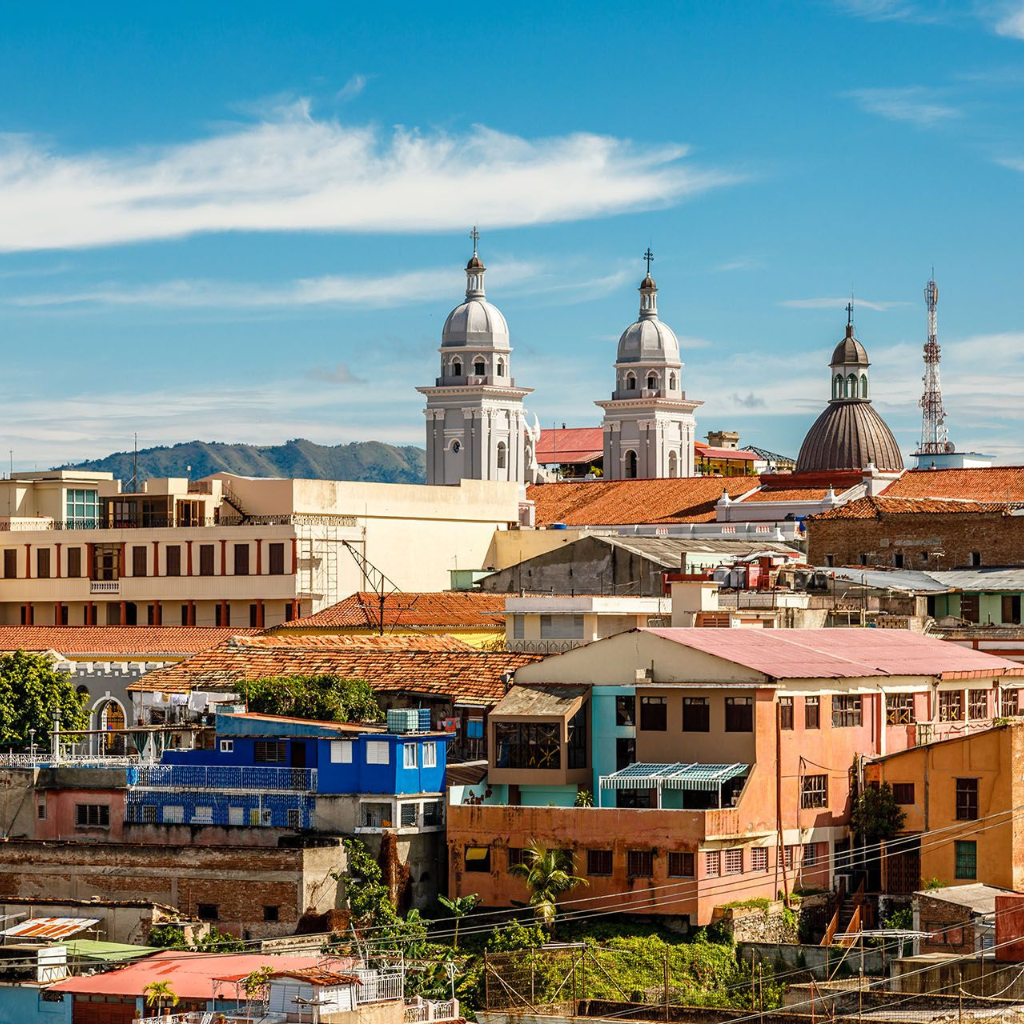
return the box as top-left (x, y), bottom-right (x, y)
top-left (1, 916), bottom-right (101, 939)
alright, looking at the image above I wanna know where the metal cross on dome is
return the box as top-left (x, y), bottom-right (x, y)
top-left (846, 300), bottom-right (854, 326)
top-left (469, 226), bottom-right (480, 255)
top-left (643, 247), bottom-right (654, 273)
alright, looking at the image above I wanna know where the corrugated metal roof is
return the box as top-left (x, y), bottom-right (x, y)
top-left (2, 917), bottom-right (100, 939)
top-left (914, 884), bottom-right (1014, 915)
top-left (600, 762), bottom-right (748, 790)
top-left (824, 567), bottom-right (953, 593)
top-left (930, 569), bottom-right (1024, 592)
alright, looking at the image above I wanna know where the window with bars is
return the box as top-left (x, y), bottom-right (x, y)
top-left (1002, 689), bottom-right (1020, 717)
top-left (627, 850), bottom-right (654, 877)
top-left (640, 696), bottom-right (667, 731)
top-left (955, 778), bottom-right (979, 821)
top-left (724, 848), bottom-right (743, 875)
top-left (588, 850), bottom-right (613, 876)
top-left (783, 845), bottom-right (796, 870)
top-left (892, 783), bottom-right (915, 804)
top-left (802, 843), bottom-right (818, 867)
top-left (725, 696), bottom-right (753, 732)
top-left (968, 689), bottom-right (989, 719)
top-left (778, 697), bottom-right (794, 730)
top-left (254, 741), bottom-right (286, 763)
top-left (955, 840), bottom-right (977, 879)
top-left (668, 852), bottom-right (695, 877)
top-left (705, 851), bottom-right (721, 877)
top-left (751, 848), bottom-right (769, 873)
top-left (801, 774), bottom-right (828, 809)
top-left (423, 801), bottom-right (442, 826)
top-left (508, 847), bottom-right (528, 868)
top-left (400, 804), bottom-right (417, 827)
top-left (805, 696), bottom-right (820, 730)
top-left (683, 697), bottom-right (710, 732)
top-left (832, 696), bottom-right (862, 728)
top-left (886, 694), bottom-right (914, 725)
top-left (75, 804), bottom-right (110, 828)
top-left (939, 691), bottom-right (963, 722)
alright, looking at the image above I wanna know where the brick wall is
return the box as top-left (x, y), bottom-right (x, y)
top-left (808, 511), bottom-right (1024, 569)
top-left (915, 893), bottom-right (982, 954)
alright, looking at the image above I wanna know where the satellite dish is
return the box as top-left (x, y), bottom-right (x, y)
top-left (944, 442), bottom-right (955, 453)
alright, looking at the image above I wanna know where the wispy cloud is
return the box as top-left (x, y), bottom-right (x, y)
top-left (0, 100), bottom-right (741, 253)
top-left (834, 0), bottom-right (926, 21)
top-left (780, 297), bottom-right (910, 312)
top-left (730, 391), bottom-right (766, 409)
top-left (996, 156), bottom-right (1024, 171)
top-left (336, 74), bottom-right (368, 101)
top-left (306, 363), bottom-right (367, 384)
top-left (846, 86), bottom-right (961, 126)
top-left (993, 3), bottom-right (1024, 39)
top-left (715, 256), bottom-right (762, 272)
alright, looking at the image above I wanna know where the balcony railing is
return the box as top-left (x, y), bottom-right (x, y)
top-left (127, 764), bottom-right (318, 793)
top-left (0, 753), bottom-right (140, 768)
top-left (90, 581), bottom-right (120, 593)
top-left (405, 999), bottom-right (459, 1022)
top-left (357, 969), bottom-right (405, 1003)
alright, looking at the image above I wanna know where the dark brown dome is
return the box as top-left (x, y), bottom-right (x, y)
top-left (831, 324), bottom-right (869, 366)
top-left (796, 400), bottom-right (904, 473)
top-left (640, 273), bottom-right (656, 290)
top-left (466, 254), bottom-right (485, 270)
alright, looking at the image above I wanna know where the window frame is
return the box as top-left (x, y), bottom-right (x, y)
top-left (751, 847), bottom-right (769, 873)
top-left (724, 848), bottom-right (743, 875)
top-left (403, 744), bottom-right (418, 770)
top-left (891, 782), bottom-right (915, 805)
top-left (801, 773), bottom-right (828, 809)
top-left (778, 697), bottom-right (794, 731)
top-left (615, 695), bottom-right (635, 727)
top-left (587, 849), bottom-right (613, 876)
top-left (805, 696), bottom-right (820, 729)
top-left (422, 741), bottom-right (437, 769)
top-left (939, 690), bottom-right (964, 722)
top-left (705, 850), bottom-right (721, 878)
top-left (968, 689), bottom-right (989, 720)
top-left (831, 695), bottom-right (863, 729)
top-left (683, 696), bottom-right (710, 732)
top-left (667, 851), bottom-right (695, 878)
top-left (627, 849), bottom-right (654, 878)
top-left (886, 694), bottom-right (914, 726)
top-left (955, 840), bottom-right (977, 880)
top-left (366, 740), bottom-right (391, 765)
top-left (639, 695), bottom-right (667, 732)
top-left (725, 696), bottom-right (753, 733)
top-left (955, 778), bottom-right (979, 821)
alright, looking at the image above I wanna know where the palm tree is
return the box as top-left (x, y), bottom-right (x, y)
top-left (143, 981), bottom-right (179, 1017)
top-left (508, 840), bottom-right (588, 933)
top-left (437, 893), bottom-right (481, 950)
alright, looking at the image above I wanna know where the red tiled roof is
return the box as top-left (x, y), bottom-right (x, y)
top-left (807, 496), bottom-right (1019, 521)
top-left (50, 952), bottom-right (356, 999)
top-left (527, 478), bottom-right (757, 526)
top-left (0, 627), bottom-right (261, 657)
top-left (641, 627), bottom-right (1024, 680)
top-left (535, 427), bottom-right (605, 465)
top-left (740, 488), bottom-right (830, 503)
top-left (248, 633), bottom-right (473, 651)
top-left (886, 467), bottom-right (1024, 503)
top-left (275, 592), bottom-right (506, 631)
top-left (128, 636), bottom-right (541, 705)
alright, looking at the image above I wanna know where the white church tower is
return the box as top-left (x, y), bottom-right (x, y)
top-left (418, 230), bottom-right (533, 485)
top-left (596, 251), bottom-right (702, 479)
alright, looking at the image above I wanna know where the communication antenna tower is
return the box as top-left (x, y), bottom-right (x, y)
top-left (918, 274), bottom-right (950, 455)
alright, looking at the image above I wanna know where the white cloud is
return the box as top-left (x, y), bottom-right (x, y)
top-left (779, 297), bottom-right (910, 312)
top-left (0, 101), bottom-right (740, 253)
top-left (996, 156), bottom-right (1024, 171)
top-left (715, 256), bottom-right (762, 272)
top-left (336, 74), bottom-right (368, 101)
top-left (306, 363), bottom-right (367, 384)
top-left (834, 0), bottom-right (923, 21)
top-left (846, 87), bottom-right (961, 126)
top-left (994, 3), bottom-right (1024, 38)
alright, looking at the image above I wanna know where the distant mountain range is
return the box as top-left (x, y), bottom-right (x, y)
top-left (60, 439), bottom-right (427, 485)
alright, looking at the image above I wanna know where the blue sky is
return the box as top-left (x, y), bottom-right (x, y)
top-left (2, 0), bottom-right (1023, 469)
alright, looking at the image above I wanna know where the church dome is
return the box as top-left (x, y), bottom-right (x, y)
top-left (831, 324), bottom-right (869, 367)
top-left (442, 299), bottom-right (509, 349)
top-left (797, 402), bottom-right (904, 473)
top-left (616, 271), bottom-right (681, 365)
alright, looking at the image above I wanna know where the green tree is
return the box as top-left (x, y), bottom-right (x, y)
top-left (147, 923), bottom-right (247, 952)
top-left (237, 674), bottom-right (380, 723)
top-left (0, 651), bottom-right (89, 746)
top-left (850, 782), bottom-right (906, 840)
top-left (143, 981), bottom-right (179, 1014)
top-left (437, 893), bottom-right (480, 949)
top-left (508, 840), bottom-right (588, 933)
top-left (337, 838), bottom-right (397, 931)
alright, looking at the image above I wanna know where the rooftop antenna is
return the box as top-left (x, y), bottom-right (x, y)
top-left (130, 433), bottom-right (138, 492)
top-left (917, 271), bottom-right (948, 456)
top-left (469, 225), bottom-right (480, 256)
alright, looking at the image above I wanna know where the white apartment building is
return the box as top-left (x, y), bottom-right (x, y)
top-left (0, 470), bottom-right (520, 628)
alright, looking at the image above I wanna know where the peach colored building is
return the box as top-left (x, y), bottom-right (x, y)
top-left (447, 628), bottom-right (1024, 925)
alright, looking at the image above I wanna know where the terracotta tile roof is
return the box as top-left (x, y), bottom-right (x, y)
top-left (885, 467), bottom-right (1024, 502)
top-left (642, 627), bottom-right (1024, 680)
top-left (0, 626), bottom-right (261, 657)
top-left (740, 487), bottom-right (830, 503)
top-left (247, 633), bottom-right (473, 651)
top-left (535, 427), bottom-right (605, 465)
top-left (694, 441), bottom-right (758, 461)
top-left (275, 592), bottom-right (506, 631)
top-left (128, 636), bottom-right (541, 705)
top-left (807, 496), bottom-right (1019, 521)
top-left (527, 478), bottom-right (757, 526)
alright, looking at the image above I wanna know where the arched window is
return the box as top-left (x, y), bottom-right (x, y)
top-left (497, 441), bottom-right (507, 470)
top-left (497, 360), bottom-right (505, 376)
top-left (624, 449), bottom-right (638, 479)
top-left (474, 358), bottom-right (486, 376)
top-left (452, 359), bottom-right (462, 377)
top-left (668, 451), bottom-right (679, 478)
top-left (847, 373), bottom-right (858, 398)
top-left (646, 372), bottom-right (658, 391)
top-left (626, 372), bottom-right (636, 390)
top-left (833, 374), bottom-right (843, 399)
top-left (669, 373), bottom-right (677, 391)
top-left (860, 374), bottom-right (868, 398)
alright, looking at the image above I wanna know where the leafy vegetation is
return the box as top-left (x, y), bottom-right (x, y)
top-left (850, 782), bottom-right (906, 840)
top-left (148, 923), bottom-right (248, 952)
top-left (437, 893), bottom-right (481, 949)
top-left (0, 651), bottom-right (89, 746)
top-left (238, 674), bottom-right (380, 723)
top-left (143, 981), bottom-right (179, 1011)
top-left (508, 840), bottom-right (588, 932)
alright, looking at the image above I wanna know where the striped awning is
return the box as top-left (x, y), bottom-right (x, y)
top-left (599, 762), bottom-right (749, 791)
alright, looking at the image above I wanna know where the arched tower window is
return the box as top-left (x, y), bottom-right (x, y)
top-left (624, 449), bottom-right (638, 479)
top-left (646, 372), bottom-right (658, 391)
top-left (833, 374), bottom-right (843, 399)
top-left (452, 359), bottom-right (462, 377)
top-left (497, 441), bottom-right (507, 470)
top-left (668, 451), bottom-right (679, 478)
top-left (626, 372), bottom-right (636, 390)
top-left (847, 373), bottom-right (857, 398)
top-left (860, 374), bottom-right (868, 398)
top-left (669, 372), bottom-right (678, 391)
top-left (474, 358), bottom-right (486, 376)
top-left (497, 360), bottom-right (505, 376)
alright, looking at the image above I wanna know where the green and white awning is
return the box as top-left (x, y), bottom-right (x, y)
top-left (599, 762), bottom-right (749, 791)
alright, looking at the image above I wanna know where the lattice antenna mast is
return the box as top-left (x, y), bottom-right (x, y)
top-left (918, 275), bottom-right (948, 455)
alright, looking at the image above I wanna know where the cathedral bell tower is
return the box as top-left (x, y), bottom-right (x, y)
top-left (417, 230), bottom-right (533, 485)
top-left (596, 251), bottom-right (702, 479)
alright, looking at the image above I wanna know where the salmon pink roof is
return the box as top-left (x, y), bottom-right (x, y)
top-left (535, 427), bottom-right (605, 465)
top-left (640, 627), bottom-right (1024, 680)
top-left (694, 441), bottom-right (757, 461)
top-left (50, 952), bottom-right (356, 999)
